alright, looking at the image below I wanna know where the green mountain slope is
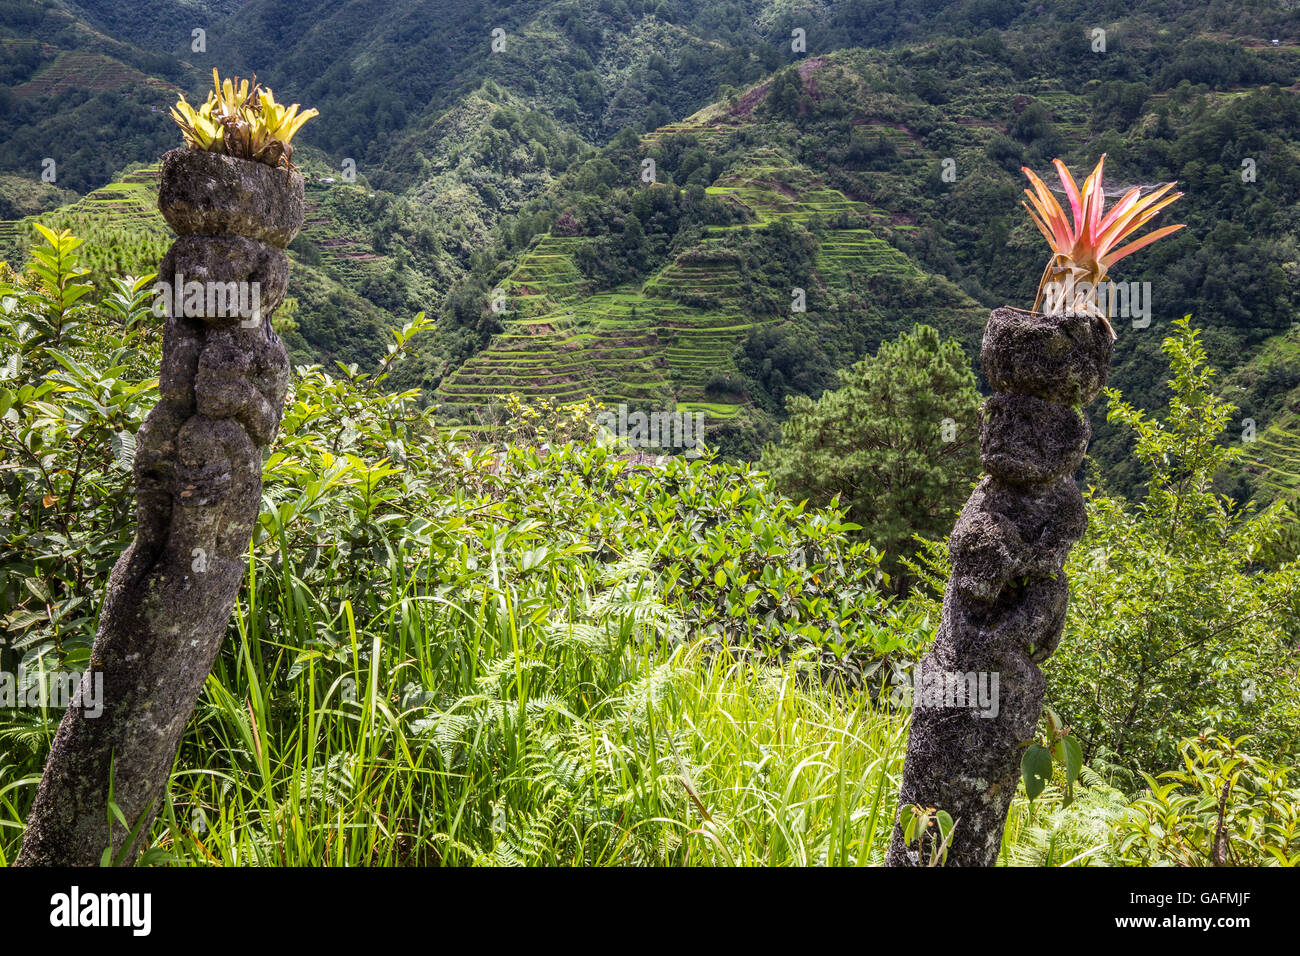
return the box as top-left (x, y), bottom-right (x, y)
top-left (417, 30), bottom-right (1300, 487)
top-left (433, 131), bottom-right (985, 425)
top-left (60, 0), bottom-right (245, 51)
top-left (0, 1), bottom-right (190, 192)
top-left (3, 1), bottom-right (1299, 494)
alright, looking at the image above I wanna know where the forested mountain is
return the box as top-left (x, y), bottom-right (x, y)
top-left (406, 30), bottom-right (1300, 489)
top-left (1, 0), bottom-right (1298, 496)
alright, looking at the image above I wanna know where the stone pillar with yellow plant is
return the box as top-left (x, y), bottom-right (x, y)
top-left (17, 71), bottom-right (317, 867)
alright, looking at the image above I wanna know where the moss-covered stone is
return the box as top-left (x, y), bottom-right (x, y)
top-left (158, 234), bottom-right (290, 326)
top-left (981, 307), bottom-right (1112, 407)
top-left (158, 148), bottom-right (304, 248)
top-left (17, 145), bottom-right (302, 867)
top-left (888, 308), bottom-right (1107, 868)
top-left (980, 392), bottom-right (1089, 485)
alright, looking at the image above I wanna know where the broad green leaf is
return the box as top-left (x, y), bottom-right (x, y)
top-left (1021, 744), bottom-right (1052, 802)
top-left (1056, 735), bottom-right (1083, 783)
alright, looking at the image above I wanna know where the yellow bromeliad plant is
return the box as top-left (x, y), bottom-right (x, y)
top-left (1021, 154), bottom-right (1183, 338)
top-left (170, 69), bottom-right (319, 171)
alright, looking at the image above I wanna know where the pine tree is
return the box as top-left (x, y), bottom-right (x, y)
top-left (761, 324), bottom-right (981, 584)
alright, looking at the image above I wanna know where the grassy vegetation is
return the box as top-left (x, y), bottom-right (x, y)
top-left (1, 233), bottom-right (1296, 867)
top-left (136, 565), bottom-right (915, 866)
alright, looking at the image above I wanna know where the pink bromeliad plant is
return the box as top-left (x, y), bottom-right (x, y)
top-left (1021, 153), bottom-right (1184, 338)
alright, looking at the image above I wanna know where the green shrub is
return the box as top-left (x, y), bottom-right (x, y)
top-left (1114, 734), bottom-right (1300, 866)
top-left (0, 227), bottom-right (159, 682)
top-left (761, 324), bottom-right (981, 585)
top-left (1047, 320), bottom-right (1300, 771)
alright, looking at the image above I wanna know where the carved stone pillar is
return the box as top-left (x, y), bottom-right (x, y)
top-left (886, 307), bottom-right (1112, 867)
top-left (17, 149), bottom-right (303, 866)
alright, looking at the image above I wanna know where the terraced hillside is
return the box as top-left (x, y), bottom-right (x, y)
top-left (0, 163), bottom-right (169, 283)
top-left (8, 48), bottom-right (179, 100)
top-left (0, 161), bottom-right (405, 370)
top-left (436, 133), bottom-right (986, 421)
top-left (299, 179), bottom-right (388, 289)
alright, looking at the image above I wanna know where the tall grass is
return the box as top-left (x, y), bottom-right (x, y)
top-left (0, 538), bottom-right (1127, 867)
top-left (128, 549), bottom-right (909, 866)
